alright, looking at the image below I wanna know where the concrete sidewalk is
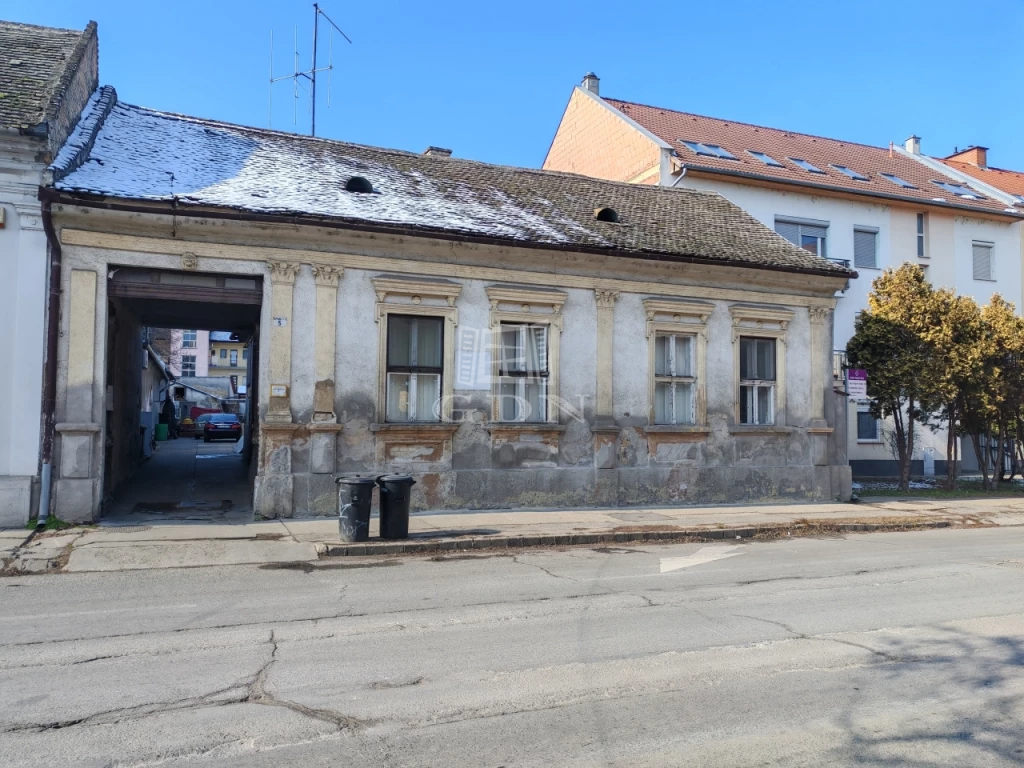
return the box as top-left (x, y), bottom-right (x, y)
top-left (4, 494), bottom-right (1024, 574)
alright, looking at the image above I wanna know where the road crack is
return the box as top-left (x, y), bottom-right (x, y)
top-left (734, 613), bottom-right (918, 664)
top-left (1, 631), bottom-right (366, 735)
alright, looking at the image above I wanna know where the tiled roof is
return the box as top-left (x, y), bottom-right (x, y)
top-left (942, 159), bottom-right (1024, 199)
top-left (0, 20), bottom-right (96, 131)
top-left (49, 88), bottom-right (851, 278)
top-left (603, 97), bottom-right (1020, 217)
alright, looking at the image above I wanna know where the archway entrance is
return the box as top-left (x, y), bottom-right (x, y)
top-left (101, 267), bottom-right (262, 523)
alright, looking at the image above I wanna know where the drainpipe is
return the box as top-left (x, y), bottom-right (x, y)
top-left (38, 198), bottom-right (62, 528)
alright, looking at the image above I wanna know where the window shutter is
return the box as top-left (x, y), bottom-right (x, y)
top-left (853, 229), bottom-right (877, 269)
top-left (973, 243), bottom-right (993, 281)
top-left (801, 224), bottom-right (827, 241)
top-left (774, 220), bottom-right (800, 245)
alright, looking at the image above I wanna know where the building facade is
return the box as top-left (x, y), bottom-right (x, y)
top-left (42, 88), bottom-right (851, 521)
top-left (543, 75), bottom-right (1024, 477)
top-left (0, 20), bottom-right (98, 523)
top-left (168, 329), bottom-right (210, 377)
top-left (207, 332), bottom-right (249, 378)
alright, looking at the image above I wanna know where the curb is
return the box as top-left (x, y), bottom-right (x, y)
top-left (323, 519), bottom-right (954, 557)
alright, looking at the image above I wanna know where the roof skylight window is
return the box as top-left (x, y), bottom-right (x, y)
top-left (702, 143), bottom-right (737, 160)
top-left (788, 158), bottom-right (825, 174)
top-left (830, 164), bottom-right (869, 181)
top-left (747, 150), bottom-right (783, 167)
top-left (932, 181), bottom-right (985, 200)
top-left (679, 140), bottom-right (737, 160)
top-left (880, 172), bottom-right (917, 189)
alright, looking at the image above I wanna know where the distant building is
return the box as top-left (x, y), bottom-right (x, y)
top-left (543, 74), bottom-right (1024, 478)
top-left (167, 329), bottom-right (210, 377)
top-left (207, 331), bottom-right (249, 378)
top-left (0, 20), bottom-right (98, 524)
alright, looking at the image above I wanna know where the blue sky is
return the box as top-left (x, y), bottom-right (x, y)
top-left (8, 0), bottom-right (1024, 170)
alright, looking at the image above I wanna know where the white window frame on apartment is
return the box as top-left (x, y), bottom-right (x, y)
top-left (229, 349), bottom-right (238, 367)
top-left (729, 304), bottom-right (793, 427)
top-left (182, 329), bottom-right (197, 349)
top-left (181, 354), bottom-right (196, 377)
top-left (372, 277), bottom-right (462, 423)
top-left (774, 216), bottom-right (829, 259)
top-left (916, 213), bottom-right (927, 258)
top-left (486, 285), bottom-right (567, 425)
top-left (643, 298), bottom-right (711, 428)
top-left (972, 241), bottom-right (995, 282)
top-left (853, 226), bottom-right (879, 270)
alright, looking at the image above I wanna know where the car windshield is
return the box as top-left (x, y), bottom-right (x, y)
top-left (196, 415), bottom-right (212, 423)
top-left (210, 414), bottom-right (238, 423)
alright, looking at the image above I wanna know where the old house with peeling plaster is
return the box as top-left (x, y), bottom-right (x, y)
top-left (40, 86), bottom-right (854, 521)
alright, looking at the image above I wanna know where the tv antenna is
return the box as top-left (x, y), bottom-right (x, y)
top-left (270, 3), bottom-right (352, 137)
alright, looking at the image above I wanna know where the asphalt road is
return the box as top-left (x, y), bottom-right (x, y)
top-left (2, 527), bottom-right (1023, 767)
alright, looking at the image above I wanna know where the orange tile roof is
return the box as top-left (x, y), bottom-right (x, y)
top-left (941, 159), bottom-right (1024, 198)
top-left (603, 97), bottom-right (1018, 217)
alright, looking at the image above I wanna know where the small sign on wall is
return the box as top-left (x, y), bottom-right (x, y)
top-left (847, 369), bottom-right (868, 400)
top-left (270, 384), bottom-right (289, 397)
top-left (273, 317), bottom-right (288, 327)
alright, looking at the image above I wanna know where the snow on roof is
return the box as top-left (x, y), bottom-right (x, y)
top-left (50, 88), bottom-right (851, 277)
top-left (209, 331), bottom-right (235, 342)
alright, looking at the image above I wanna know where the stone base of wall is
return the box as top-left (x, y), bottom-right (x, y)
top-left (851, 460), bottom-right (950, 479)
top-left (0, 476), bottom-right (35, 527)
top-left (273, 463), bottom-right (853, 518)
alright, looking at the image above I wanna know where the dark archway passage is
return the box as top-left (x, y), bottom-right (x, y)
top-left (101, 267), bottom-right (263, 523)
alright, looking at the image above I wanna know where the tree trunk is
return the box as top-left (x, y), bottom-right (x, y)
top-left (901, 409), bottom-right (914, 492)
top-left (972, 430), bottom-right (990, 490)
top-left (946, 403), bottom-right (957, 490)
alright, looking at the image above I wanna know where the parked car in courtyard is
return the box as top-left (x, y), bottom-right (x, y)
top-left (193, 413), bottom-right (214, 439)
top-left (203, 414), bottom-right (242, 443)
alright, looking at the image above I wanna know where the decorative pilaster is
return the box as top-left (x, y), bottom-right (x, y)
top-left (266, 261), bottom-right (300, 423)
top-left (594, 288), bottom-right (619, 427)
top-left (808, 306), bottom-right (831, 425)
top-left (311, 264), bottom-right (344, 421)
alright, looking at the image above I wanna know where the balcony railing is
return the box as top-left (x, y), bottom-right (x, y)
top-left (833, 350), bottom-right (847, 381)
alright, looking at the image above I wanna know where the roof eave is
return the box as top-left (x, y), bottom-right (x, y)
top-left (43, 188), bottom-right (853, 282)
top-left (677, 163), bottom-right (1022, 221)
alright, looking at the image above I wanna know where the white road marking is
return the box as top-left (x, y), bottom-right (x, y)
top-left (660, 545), bottom-right (745, 573)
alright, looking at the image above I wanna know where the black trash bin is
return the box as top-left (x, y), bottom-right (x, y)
top-left (377, 474), bottom-right (416, 540)
top-left (336, 476), bottom-right (376, 542)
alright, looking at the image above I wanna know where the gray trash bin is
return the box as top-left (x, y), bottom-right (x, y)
top-left (336, 476), bottom-right (375, 542)
top-left (377, 474), bottom-right (416, 540)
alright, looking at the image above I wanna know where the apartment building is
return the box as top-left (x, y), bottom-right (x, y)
top-left (207, 332), bottom-right (249, 378)
top-left (544, 74), bottom-right (1024, 477)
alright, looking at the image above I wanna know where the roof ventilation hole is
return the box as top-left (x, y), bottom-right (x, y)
top-left (594, 207), bottom-right (619, 223)
top-left (345, 176), bottom-right (374, 194)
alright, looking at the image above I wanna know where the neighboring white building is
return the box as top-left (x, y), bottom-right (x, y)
top-left (0, 20), bottom-right (98, 524)
top-left (544, 74), bottom-right (1024, 477)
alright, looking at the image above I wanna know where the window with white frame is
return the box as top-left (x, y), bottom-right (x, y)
top-left (497, 324), bottom-right (549, 422)
top-left (857, 409), bottom-right (880, 441)
top-left (386, 315), bottom-right (444, 422)
top-left (739, 337), bottom-right (776, 425)
top-left (182, 329), bottom-right (197, 349)
top-left (916, 213), bottom-right (927, 258)
top-left (229, 349), bottom-right (238, 367)
top-left (853, 227), bottom-right (878, 269)
top-left (775, 218), bottom-right (828, 258)
top-left (181, 354), bottom-right (196, 377)
top-left (653, 333), bottom-right (696, 424)
top-left (973, 241), bottom-right (994, 281)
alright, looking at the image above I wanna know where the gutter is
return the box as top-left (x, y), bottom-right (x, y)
top-left (37, 199), bottom-right (62, 528)
top-left (39, 189), bottom-right (854, 281)
top-left (676, 163), bottom-right (1023, 221)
